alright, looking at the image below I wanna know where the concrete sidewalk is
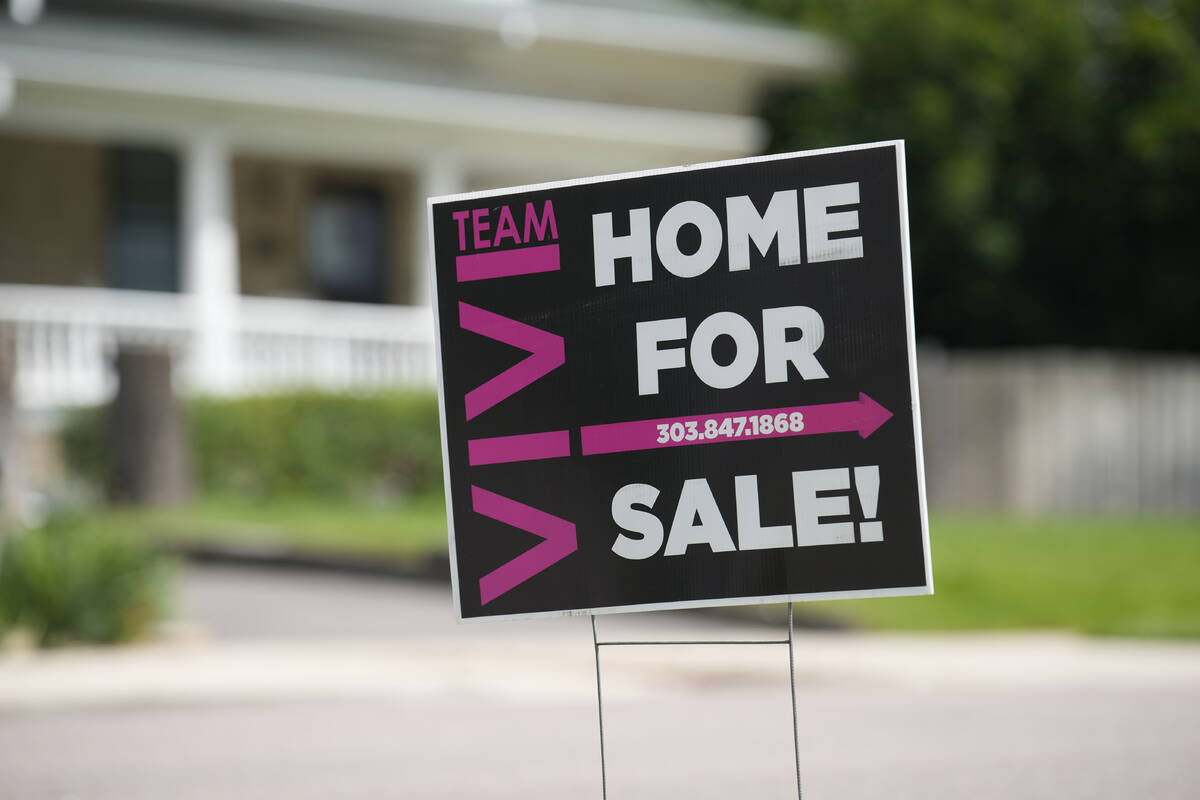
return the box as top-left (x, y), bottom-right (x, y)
top-left (4, 614), bottom-right (1200, 711)
top-left (4, 563), bottom-right (1200, 711)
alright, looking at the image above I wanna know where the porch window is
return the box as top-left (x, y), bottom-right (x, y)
top-left (306, 183), bottom-right (388, 304)
top-left (106, 146), bottom-right (180, 293)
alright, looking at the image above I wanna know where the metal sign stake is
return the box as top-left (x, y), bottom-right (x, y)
top-left (591, 614), bottom-right (609, 800)
top-left (590, 603), bottom-right (803, 799)
top-left (788, 602), bottom-right (803, 800)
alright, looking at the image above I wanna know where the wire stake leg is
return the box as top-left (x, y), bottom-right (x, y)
top-left (788, 602), bottom-right (803, 800)
top-left (590, 607), bottom-right (802, 800)
top-left (592, 614), bottom-right (608, 800)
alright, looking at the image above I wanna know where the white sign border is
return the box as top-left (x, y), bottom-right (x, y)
top-left (427, 140), bottom-right (932, 624)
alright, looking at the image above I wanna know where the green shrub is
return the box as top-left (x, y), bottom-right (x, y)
top-left (60, 390), bottom-right (444, 502)
top-left (0, 516), bottom-right (172, 647)
top-left (59, 404), bottom-right (106, 490)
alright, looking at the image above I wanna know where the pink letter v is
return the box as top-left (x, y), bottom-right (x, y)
top-left (459, 302), bottom-right (565, 420)
top-left (474, 486), bottom-right (578, 605)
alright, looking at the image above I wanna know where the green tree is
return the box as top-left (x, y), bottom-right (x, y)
top-left (735, 0), bottom-right (1200, 350)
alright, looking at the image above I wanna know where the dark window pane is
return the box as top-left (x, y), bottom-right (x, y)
top-left (106, 146), bottom-right (180, 292)
top-left (306, 183), bottom-right (388, 304)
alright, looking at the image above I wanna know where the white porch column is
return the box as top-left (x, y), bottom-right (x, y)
top-left (182, 135), bottom-right (239, 393)
top-left (413, 154), bottom-right (464, 307)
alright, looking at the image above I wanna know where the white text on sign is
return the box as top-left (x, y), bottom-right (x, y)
top-left (592, 183), bottom-right (863, 287)
top-left (610, 466), bottom-right (884, 560)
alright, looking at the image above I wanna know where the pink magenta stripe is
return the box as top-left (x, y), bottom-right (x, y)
top-left (468, 430), bottom-right (570, 465)
top-left (456, 244), bottom-right (560, 282)
top-left (578, 394), bottom-right (892, 456)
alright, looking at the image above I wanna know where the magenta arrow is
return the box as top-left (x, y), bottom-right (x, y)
top-left (579, 393), bottom-right (893, 456)
top-left (472, 486), bottom-right (577, 605)
top-left (800, 393), bottom-right (894, 439)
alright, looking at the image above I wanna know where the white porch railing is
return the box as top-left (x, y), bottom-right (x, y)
top-left (0, 284), bottom-right (436, 409)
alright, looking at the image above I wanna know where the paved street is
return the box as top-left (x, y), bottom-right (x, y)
top-left (2, 564), bottom-right (1199, 799)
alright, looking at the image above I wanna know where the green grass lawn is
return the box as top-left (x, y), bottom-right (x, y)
top-left (81, 495), bottom-right (449, 561)
top-left (814, 515), bottom-right (1200, 638)
top-left (78, 501), bottom-right (1200, 638)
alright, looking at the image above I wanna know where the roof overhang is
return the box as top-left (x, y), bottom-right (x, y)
top-left (1, 38), bottom-right (766, 155)
top-left (145, 0), bottom-right (846, 76)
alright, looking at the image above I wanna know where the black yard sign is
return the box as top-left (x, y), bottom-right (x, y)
top-left (429, 141), bottom-right (931, 621)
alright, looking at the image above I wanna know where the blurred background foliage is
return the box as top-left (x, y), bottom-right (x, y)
top-left (733, 0), bottom-right (1200, 351)
top-left (48, 391), bottom-right (449, 580)
top-left (63, 390), bottom-right (444, 502)
top-left (0, 515), bottom-right (172, 647)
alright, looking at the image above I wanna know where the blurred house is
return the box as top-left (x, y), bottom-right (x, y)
top-left (0, 0), bottom-right (842, 409)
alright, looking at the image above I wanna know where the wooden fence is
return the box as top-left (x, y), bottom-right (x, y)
top-left (918, 347), bottom-right (1200, 515)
